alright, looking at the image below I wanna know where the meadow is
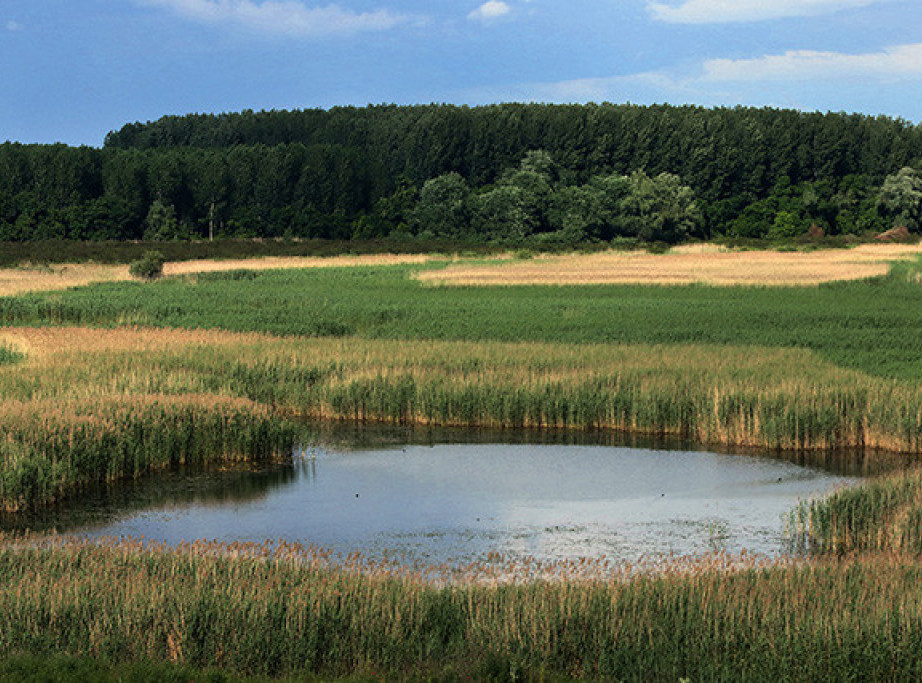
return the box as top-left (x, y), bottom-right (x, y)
top-left (3, 255), bottom-right (922, 379)
top-left (2, 246), bottom-right (922, 678)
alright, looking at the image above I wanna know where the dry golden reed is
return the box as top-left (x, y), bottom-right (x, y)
top-left (4, 325), bottom-right (922, 458)
top-left (417, 243), bottom-right (922, 287)
top-left (0, 253), bottom-right (438, 296)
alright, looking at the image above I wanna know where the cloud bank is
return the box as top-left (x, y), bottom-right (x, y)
top-left (463, 42), bottom-right (922, 119)
top-left (648, 0), bottom-right (885, 24)
top-left (140, 0), bottom-right (409, 37)
top-left (701, 43), bottom-right (922, 81)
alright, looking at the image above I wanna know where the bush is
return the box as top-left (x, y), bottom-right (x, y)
top-left (128, 250), bottom-right (165, 280)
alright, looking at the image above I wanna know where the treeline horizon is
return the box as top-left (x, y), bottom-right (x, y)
top-left (2, 102), bottom-right (922, 244)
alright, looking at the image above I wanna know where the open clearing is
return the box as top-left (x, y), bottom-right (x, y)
top-left (417, 243), bottom-right (922, 287)
top-left (0, 253), bottom-right (436, 296)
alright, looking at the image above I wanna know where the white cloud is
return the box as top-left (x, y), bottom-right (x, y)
top-left (701, 43), bottom-right (922, 81)
top-left (461, 42), bottom-right (922, 119)
top-left (139, 0), bottom-right (410, 37)
top-left (648, 0), bottom-right (884, 24)
top-left (6, 20), bottom-right (23, 31)
top-left (468, 1), bottom-right (512, 22)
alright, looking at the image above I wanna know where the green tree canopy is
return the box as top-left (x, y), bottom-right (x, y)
top-left (877, 167), bottom-right (922, 231)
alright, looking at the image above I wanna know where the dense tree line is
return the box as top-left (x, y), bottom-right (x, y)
top-left (2, 103), bottom-right (922, 243)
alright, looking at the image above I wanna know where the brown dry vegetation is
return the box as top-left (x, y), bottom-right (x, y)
top-left (417, 243), bottom-right (922, 287)
top-left (0, 253), bottom-right (437, 296)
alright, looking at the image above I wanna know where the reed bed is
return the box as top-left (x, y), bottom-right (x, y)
top-left (2, 324), bottom-right (922, 508)
top-left (0, 534), bottom-right (921, 680)
top-left (790, 466), bottom-right (922, 556)
top-left (0, 395), bottom-right (296, 511)
top-left (417, 243), bottom-right (922, 287)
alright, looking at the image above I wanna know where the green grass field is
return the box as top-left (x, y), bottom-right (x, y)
top-left (3, 260), bottom-right (922, 378)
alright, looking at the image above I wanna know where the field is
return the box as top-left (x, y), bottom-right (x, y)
top-left (0, 253), bottom-right (438, 296)
top-left (419, 243), bottom-right (922, 286)
top-left (2, 244), bottom-right (922, 678)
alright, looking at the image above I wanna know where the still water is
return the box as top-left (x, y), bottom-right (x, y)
top-left (6, 429), bottom-right (867, 567)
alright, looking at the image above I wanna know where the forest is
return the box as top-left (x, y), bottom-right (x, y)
top-left (2, 103), bottom-right (922, 244)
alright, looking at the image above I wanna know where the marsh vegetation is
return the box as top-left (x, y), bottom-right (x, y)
top-left (1, 247), bottom-right (922, 678)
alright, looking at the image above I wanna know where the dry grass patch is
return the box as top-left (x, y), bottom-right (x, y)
top-left (163, 253), bottom-right (435, 276)
top-left (0, 325), bottom-right (264, 359)
top-left (417, 244), bottom-right (922, 287)
top-left (0, 263), bottom-right (128, 296)
top-left (0, 253), bottom-right (438, 296)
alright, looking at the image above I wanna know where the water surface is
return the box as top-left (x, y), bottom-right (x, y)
top-left (9, 433), bottom-right (866, 567)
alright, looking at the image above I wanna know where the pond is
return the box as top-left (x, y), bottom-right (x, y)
top-left (4, 427), bottom-right (877, 568)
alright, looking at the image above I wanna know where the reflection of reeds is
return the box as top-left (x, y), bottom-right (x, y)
top-left (1, 533), bottom-right (920, 679)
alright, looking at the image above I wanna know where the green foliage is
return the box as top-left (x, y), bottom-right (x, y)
top-left (768, 210), bottom-right (804, 240)
top-left (620, 171), bottom-right (700, 243)
top-left (877, 167), bottom-right (922, 231)
top-left (128, 250), bottom-right (166, 280)
top-left (411, 173), bottom-right (469, 237)
top-left (142, 200), bottom-right (183, 241)
top-left (0, 343), bottom-right (23, 365)
top-left (2, 104), bottom-right (922, 242)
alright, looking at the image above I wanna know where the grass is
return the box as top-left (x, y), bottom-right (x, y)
top-left (1, 535), bottom-right (922, 680)
top-left (0, 253), bottom-right (439, 296)
top-left (4, 258), bottom-right (922, 379)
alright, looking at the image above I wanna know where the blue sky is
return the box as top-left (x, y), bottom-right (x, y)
top-left (2, 0), bottom-right (920, 146)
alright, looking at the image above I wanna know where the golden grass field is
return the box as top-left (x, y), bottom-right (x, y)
top-left (417, 243), bottom-right (922, 287)
top-left (0, 253), bottom-right (437, 296)
top-left (2, 244), bottom-right (921, 297)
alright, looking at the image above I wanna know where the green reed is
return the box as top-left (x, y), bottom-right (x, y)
top-left (0, 397), bottom-right (296, 511)
top-left (1, 536), bottom-right (922, 680)
top-left (4, 325), bottom-right (922, 511)
top-left (0, 343), bottom-right (22, 365)
top-left (790, 466), bottom-right (922, 555)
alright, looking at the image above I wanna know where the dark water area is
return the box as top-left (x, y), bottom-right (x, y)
top-left (2, 425), bottom-right (904, 567)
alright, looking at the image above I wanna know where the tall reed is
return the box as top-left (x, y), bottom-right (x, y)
top-left (4, 325), bottom-right (922, 511)
top-left (1, 535), bottom-right (922, 680)
top-left (0, 395), bottom-right (296, 511)
top-left (790, 466), bottom-right (922, 555)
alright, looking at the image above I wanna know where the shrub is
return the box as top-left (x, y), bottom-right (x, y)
top-left (128, 250), bottom-right (166, 280)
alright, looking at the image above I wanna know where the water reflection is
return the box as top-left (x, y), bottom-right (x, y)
top-left (0, 462), bottom-right (298, 533)
top-left (3, 423), bottom-right (901, 568)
